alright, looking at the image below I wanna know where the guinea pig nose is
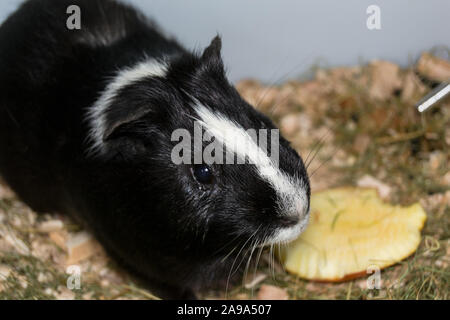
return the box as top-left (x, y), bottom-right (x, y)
top-left (279, 216), bottom-right (299, 227)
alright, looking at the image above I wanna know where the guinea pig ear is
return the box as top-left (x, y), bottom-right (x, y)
top-left (201, 35), bottom-right (223, 66)
top-left (88, 100), bottom-right (154, 155)
top-left (102, 106), bottom-right (151, 142)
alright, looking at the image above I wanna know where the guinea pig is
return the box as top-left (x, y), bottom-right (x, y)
top-left (0, 0), bottom-right (310, 299)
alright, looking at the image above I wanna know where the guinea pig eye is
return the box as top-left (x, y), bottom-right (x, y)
top-left (191, 164), bottom-right (214, 184)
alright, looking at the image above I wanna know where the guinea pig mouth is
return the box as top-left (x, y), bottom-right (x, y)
top-left (265, 213), bottom-right (310, 245)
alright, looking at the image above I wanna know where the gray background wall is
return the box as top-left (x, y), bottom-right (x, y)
top-left (1, 0), bottom-right (449, 83)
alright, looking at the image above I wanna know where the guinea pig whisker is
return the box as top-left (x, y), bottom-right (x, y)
top-left (309, 142), bottom-right (341, 179)
top-left (251, 238), bottom-right (266, 298)
top-left (305, 129), bottom-right (332, 170)
top-left (270, 243), bottom-right (276, 279)
top-left (306, 141), bottom-right (325, 171)
top-left (225, 242), bottom-right (246, 298)
top-left (253, 59), bottom-right (291, 110)
top-left (305, 129), bottom-right (331, 170)
top-left (277, 241), bottom-right (286, 273)
top-left (243, 238), bottom-right (257, 285)
top-left (254, 57), bottom-right (311, 111)
top-left (242, 237), bottom-right (259, 289)
top-left (3, 106), bottom-right (21, 129)
top-left (220, 245), bottom-right (239, 264)
top-left (269, 89), bottom-right (296, 116)
top-left (266, 61), bottom-right (313, 116)
top-left (230, 233), bottom-right (260, 279)
top-left (214, 232), bottom-right (243, 258)
top-left (225, 226), bottom-right (261, 298)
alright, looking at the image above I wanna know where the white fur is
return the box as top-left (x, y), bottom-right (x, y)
top-left (74, 5), bottom-right (129, 47)
top-left (87, 59), bottom-right (168, 153)
top-left (193, 103), bottom-right (309, 243)
top-left (266, 214), bottom-right (309, 245)
top-left (76, 29), bottom-right (127, 47)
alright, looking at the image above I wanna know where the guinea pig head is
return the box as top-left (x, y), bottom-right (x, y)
top-left (86, 36), bottom-right (310, 270)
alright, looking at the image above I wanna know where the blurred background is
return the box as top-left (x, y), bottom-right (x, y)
top-left (1, 0), bottom-right (449, 83)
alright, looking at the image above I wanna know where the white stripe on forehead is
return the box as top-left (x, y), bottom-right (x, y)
top-left (193, 102), bottom-right (308, 218)
top-left (87, 58), bottom-right (168, 154)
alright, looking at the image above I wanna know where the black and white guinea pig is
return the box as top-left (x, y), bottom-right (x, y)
top-left (0, 0), bottom-right (310, 299)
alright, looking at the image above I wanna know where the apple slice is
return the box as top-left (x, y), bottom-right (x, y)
top-left (279, 187), bottom-right (427, 281)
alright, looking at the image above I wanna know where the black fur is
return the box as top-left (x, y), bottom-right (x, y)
top-left (0, 0), bottom-right (310, 299)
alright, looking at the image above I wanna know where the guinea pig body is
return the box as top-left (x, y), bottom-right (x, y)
top-left (0, 0), bottom-right (310, 299)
